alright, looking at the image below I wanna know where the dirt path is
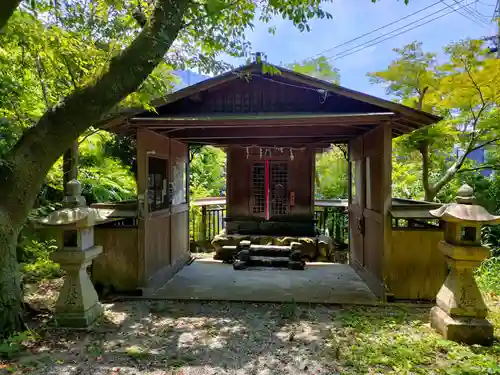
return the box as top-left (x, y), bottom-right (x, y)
top-left (7, 301), bottom-right (343, 375)
top-left (3, 280), bottom-right (499, 374)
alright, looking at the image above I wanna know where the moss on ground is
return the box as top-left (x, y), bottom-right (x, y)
top-left (330, 301), bottom-right (500, 375)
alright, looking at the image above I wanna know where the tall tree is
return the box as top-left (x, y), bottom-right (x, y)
top-left (369, 40), bottom-right (500, 201)
top-left (0, 0), bottom-right (21, 30)
top-left (288, 56), bottom-right (340, 83)
top-left (0, 0), bottom-right (342, 336)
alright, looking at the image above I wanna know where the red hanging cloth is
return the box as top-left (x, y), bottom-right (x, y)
top-left (265, 159), bottom-right (270, 220)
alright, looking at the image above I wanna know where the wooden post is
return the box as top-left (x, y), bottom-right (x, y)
top-left (334, 209), bottom-right (341, 243)
top-left (63, 140), bottom-right (79, 191)
top-left (200, 205), bottom-right (207, 242)
top-left (323, 206), bottom-right (329, 235)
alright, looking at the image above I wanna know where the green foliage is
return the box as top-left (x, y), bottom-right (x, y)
top-left (476, 257), bottom-right (500, 296)
top-left (371, 40), bottom-right (500, 201)
top-left (334, 306), bottom-right (500, 374)
top-left (0, 330), bottom-right (39, 359)
top-left (368, 41), bottom-right (438, 112)
top-left (288, 56), bottom-right (340, 83)
top-left (190, 146), bottom-right (226, 198)
top-left (189, 146), bottom-right (226, 242)
top-left (43, 131), bottom-right (137, 204)
top-left (315, 147), bottom-right (348, 199)
top-left (19, 239), bottom-right (62, 283)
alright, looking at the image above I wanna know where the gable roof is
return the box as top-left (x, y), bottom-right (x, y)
top-left (107, 62), bottom-right (441, 146)
top-left (143, 62), bottom-right (440, 125)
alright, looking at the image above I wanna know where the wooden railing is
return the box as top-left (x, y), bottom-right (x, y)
top-left (190, 197), bottom-right (348, 244)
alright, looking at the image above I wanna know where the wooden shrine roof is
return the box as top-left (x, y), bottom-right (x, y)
top-left (109, 62), bottom-right (441, 146)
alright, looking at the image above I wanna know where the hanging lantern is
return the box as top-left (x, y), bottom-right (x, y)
top-left (289, 149), bottom-right (294, 161)
top-left (245, 147), bottom-right (250, 159)
top-left (259, 147), bottom-right (263, 159)
top-left (265, 148), bottom-right (272, 158)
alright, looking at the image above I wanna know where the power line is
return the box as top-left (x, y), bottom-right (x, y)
top-left (494, 0), bottom-right (500, 20)
top-left (294, 0), bottom-right (447, 64)
top-left (473, 1), bottom-right (494, 19)
top-left (447, 0), bottom-right (491, 27)
top-left (478, 0), bottom-right (496, 5)
top-left (330, 0), bottom-right (472, 61)
top-left (461, 0), bottom-right (492, 23)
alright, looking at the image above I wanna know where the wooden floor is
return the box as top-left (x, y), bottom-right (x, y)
top-left (153, 260), bottom-right (378, 305)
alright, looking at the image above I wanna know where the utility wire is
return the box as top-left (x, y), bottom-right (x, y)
top-left (467, 0), bottom-right (494, 22)
top-left (477, 0), bottom-right (496, 5)
top-left (447, 0), bottom-right (491, 26)
top-left (461, 0), bottom-right (491, 23)
top-left (294, 0), bottom-right (447, 64)
top-left (493, 0), bottom-right (500, 21)
top-left (329, 0), bottom-right (472, 61)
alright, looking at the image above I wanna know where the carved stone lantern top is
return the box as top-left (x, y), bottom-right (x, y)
top-left (37, 206), bottom-right (98, 229)
top-left (37, 179), bottom-right (109, 229)
top-left (430, 184), bottom-right (500, 225)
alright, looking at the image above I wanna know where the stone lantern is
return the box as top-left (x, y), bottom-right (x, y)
top-left (429, 184), bottom-right (499, 345)
top-left (37, 180), bottom-right (103, 328)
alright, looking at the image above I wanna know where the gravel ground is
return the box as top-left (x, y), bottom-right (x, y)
top-left (5, 300), bottom-right (343, 375)
top-left (7, 278), bottom-right (497, 374)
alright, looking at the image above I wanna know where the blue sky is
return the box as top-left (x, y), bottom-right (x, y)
top-left (221, 0), bottom-right (497, 99)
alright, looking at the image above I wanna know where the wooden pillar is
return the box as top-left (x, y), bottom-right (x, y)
top-left (63, 140), bottom-right (79, 192)
top-left (200, 205), bottom-right (207, 242)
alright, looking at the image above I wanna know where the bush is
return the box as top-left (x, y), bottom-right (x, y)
top-left (0, 331), bottom-right (38, 359)
top-left (476, 256), bottom-right (500, 296)
top-left (20, 239), bottom-right (63, 283)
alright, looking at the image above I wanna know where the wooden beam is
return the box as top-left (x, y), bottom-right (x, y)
top-left (183, 137), bottom-right (346, 145)
top-left (216, 142), bottom-right (334, 148)
top-left (168, 126), bottom-right (364, 139)
top-left (130, 113), bottom-right (395, 129)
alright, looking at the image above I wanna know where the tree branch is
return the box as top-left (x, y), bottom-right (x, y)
top-left (0, 0), bottom-right (21, 30)
top-left (0, 0), bottom-right (190, 224)
top-left (35, 54), bottom-right (50, 109)
top-left (458, 165), bottom-right (500, 173)
top-left (418, 141), bottom-right (431, 198)
top-left (416, 86), bottom-right (428, 111)
top-left (469, 137), bottom-right (500, 153)
top-left (464, 60), bottom-right (486, 108)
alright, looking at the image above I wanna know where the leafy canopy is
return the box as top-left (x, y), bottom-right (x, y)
top-left (369, 39), bottom-right (500, 201)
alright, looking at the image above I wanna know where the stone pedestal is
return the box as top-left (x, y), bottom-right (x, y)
top-left (37, 180), bottom-right (105, 329)
top-left (430, 306), bottom-right (493, 346)
top-left (52, 246), bottom-right (103, 328)
top-left (430, 243), bottom-right (493, 345)
top-left (429, 184), bottom-right (499, 346)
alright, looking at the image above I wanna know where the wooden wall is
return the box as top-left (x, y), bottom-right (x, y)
top-left (227, 146), bottom-right (249, 217)
top-left (362, 123), bottom-right (392, 290)
top-left (349, 123), bottom-right (391, 298)
top-left (348, 136), bottom-right (364, 269)
top-left (136, 129), bottom-right (190, 290)
top-left (226, 145), bottom-right (315, 217)
top-left (387, 230), bottom-right (447, 300)
top-left (92, 227), bottom-right (139, 292)
top-left (169, 139), bottom-right (190, 270)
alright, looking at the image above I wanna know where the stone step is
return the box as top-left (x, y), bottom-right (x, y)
top-left (248, 246), bottom-right (291, 258)
top-left (247, 257), bottom-right (290, 268)
top-left (250, 255), bottom-right (290, 262)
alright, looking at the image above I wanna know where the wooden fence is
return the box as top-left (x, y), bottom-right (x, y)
top-left (190, 197), bottom-right (348, 244)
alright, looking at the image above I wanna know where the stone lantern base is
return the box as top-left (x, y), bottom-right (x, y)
top-left (430, 306), bottom-right (493, 346)
top-left (51, 246), bottom-right (104, 328)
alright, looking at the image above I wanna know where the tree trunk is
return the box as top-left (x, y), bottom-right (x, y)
top-left (0, 0), bottom-right (189, 336)
top-left (0, 209), bottom-right (25, 336)
top-left (418, 140), bottom-right (434, 201)
top-left (314, 169), bottom-right (321, 191)
top-left (0, 0), bottom-right (21, 30)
